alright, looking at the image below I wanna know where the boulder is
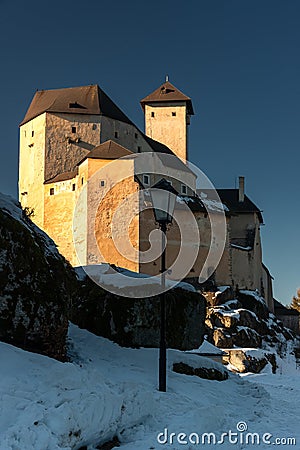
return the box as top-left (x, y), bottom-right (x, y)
top-left (232, 326), bottom-right (262, 348)
top-left (203, 286), bottom-right (234, 307)
top-left (172, 362), bottom-right (228, 381)
top-left (237, 290), bottom-right (269, 319)
top-left (227, 349), bottom-right (276, 374)
top-left (213, 328), bottom-right (233, 348)
top-left (72, 275), bottom-right (206, 350)
top-left (0, 195), bottom-right (76, 360)
top-left (206, 308), bottom-right (240, 329)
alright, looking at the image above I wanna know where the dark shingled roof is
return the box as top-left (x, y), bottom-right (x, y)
top-left (44, 169), bottom-right (78, 184)
top-left (274, 299), bottom-right (300, 316)
top-left (198, 188), bottom-right (264, 223)
top-left (140, 81), bottom-right (194, 115)
top-left (20, 85), bottom-right (133, 126)
top-left (78, 140), bottom-right (133, 164)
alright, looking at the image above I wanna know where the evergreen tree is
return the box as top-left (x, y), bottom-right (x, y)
top-left (291, 288), bottom-right (300, 312)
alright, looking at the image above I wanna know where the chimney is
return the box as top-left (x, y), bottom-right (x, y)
top-left (238, 176), bottom-right (245, 202)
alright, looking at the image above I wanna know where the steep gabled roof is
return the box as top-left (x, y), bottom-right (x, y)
top-left (140, 81), bottom-right (194, 115)
top-left (78, 140), bottom-right (133, 165)
top-left (20, 85), bottom-right (133, 126)
top-left (217, 189), bottom-right (264, 223)
top-left (198, 189), bottom-right (264, 224)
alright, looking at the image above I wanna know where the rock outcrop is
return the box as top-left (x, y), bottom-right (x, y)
top-left (227, 349), bottom-right (277, 374)
top-left (204, 289), bottom-right (297, 373)
top-left (172, 362), bottom-right (228, 381)
top-left (0, 194), bottom-right (76, 360)
top-left (206, 291), bottom-right (295, 351)
top-left (71, 272), bottom-right (206, 350)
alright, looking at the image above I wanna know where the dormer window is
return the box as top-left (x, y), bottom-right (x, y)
top-left (143, 174), bottom-right (150, 186)
top-left (68, 102), bottom-right (86, 109)
top-left (114, 131), bottom-right (119, 138)
top-left (181, 184), bottom-right (187, 195)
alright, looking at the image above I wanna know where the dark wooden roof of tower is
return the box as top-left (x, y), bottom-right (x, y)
top-left (140, 81), bottom-right (194, 115)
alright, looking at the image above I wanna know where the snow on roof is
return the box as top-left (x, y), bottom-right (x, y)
top-left (198, 191), bottom-right (229, 213)
top-left (231, 243), bottom-right (252, 251)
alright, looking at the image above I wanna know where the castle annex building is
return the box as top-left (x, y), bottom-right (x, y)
top-left (19, 81), bottom-right (274, 311)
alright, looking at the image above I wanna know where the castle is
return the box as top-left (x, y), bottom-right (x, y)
top-left (19, 80), bottom-right (274, 310)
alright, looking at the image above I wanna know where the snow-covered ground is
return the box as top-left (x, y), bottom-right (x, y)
top-left (0, 324), bottom-right (299, 449)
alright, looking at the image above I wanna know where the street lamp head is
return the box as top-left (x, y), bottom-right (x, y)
top-left (150, 178), bottom-right (178, 225)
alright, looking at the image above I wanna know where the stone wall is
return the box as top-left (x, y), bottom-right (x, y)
top-left (145, 102), bottom-right (188, 161)
top-left (45, 113), bottom-right (101, 181)
top-left (19, 114), bottom-right (46, 228)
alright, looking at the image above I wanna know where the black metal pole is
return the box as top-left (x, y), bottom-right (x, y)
top-left (159, 221), bottom-right (167, 392)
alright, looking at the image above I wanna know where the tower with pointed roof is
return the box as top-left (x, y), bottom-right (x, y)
top-left (140, 80), bottom-right (194, 162)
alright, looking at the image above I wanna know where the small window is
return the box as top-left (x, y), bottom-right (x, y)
top-left (135, 133), bottom-right (138, 139)
top-left (143, 174), bottom-right (150, 186)
top-left (181, 184), bottom-right (187, 195)
top-left (24, 130), bottom-right (26, 137)
top-left (92, 124), bottom-right (97, 130)
top-left (72, 184), bottom-right (76, 191)
top-left (137, 146), bottom-right (141, 153)
top-left (151, 112), bottom-right (155, 118)
top-left (31, 130), bottom-right (34, 137)
top-left (100, 180), bottom-right (105, 187)
top-left (50, 188), bottom-right (54, 196)
top-left (72, 126), bottom-right (76, 133)
top-left (81, 177), bottom-right (84, 185)
top-left (172, 112), bottom-right (176, 117)
top-left (114, 131), bottom-right (119, 138)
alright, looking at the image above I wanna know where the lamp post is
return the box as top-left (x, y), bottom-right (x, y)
top-left (150, 178), bottom-right (178, 392)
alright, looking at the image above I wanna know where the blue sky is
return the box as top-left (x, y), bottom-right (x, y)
top-left (0, 0), bottom-right (299, 304)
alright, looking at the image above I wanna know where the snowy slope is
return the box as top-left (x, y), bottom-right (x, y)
top-left (0, 324), bottom-right (299, 449)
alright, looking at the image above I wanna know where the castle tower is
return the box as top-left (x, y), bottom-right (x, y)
top-left (140, 80), bottom-right (194, 162)
top-left (18, 84), bottom-right (139, 230)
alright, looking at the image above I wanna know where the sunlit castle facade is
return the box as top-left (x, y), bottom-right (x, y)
top-left (19, 80), bottom-right (274, 310)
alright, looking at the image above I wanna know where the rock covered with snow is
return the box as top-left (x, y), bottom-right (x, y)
top-left (0, 193), bottom-right (77, 360)
top-left (71, 272), bottom-right (206, 350)
top-left (227, 348), bottom-right (277, 374)
top-left (205, 289), bottom-right (296, 372)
